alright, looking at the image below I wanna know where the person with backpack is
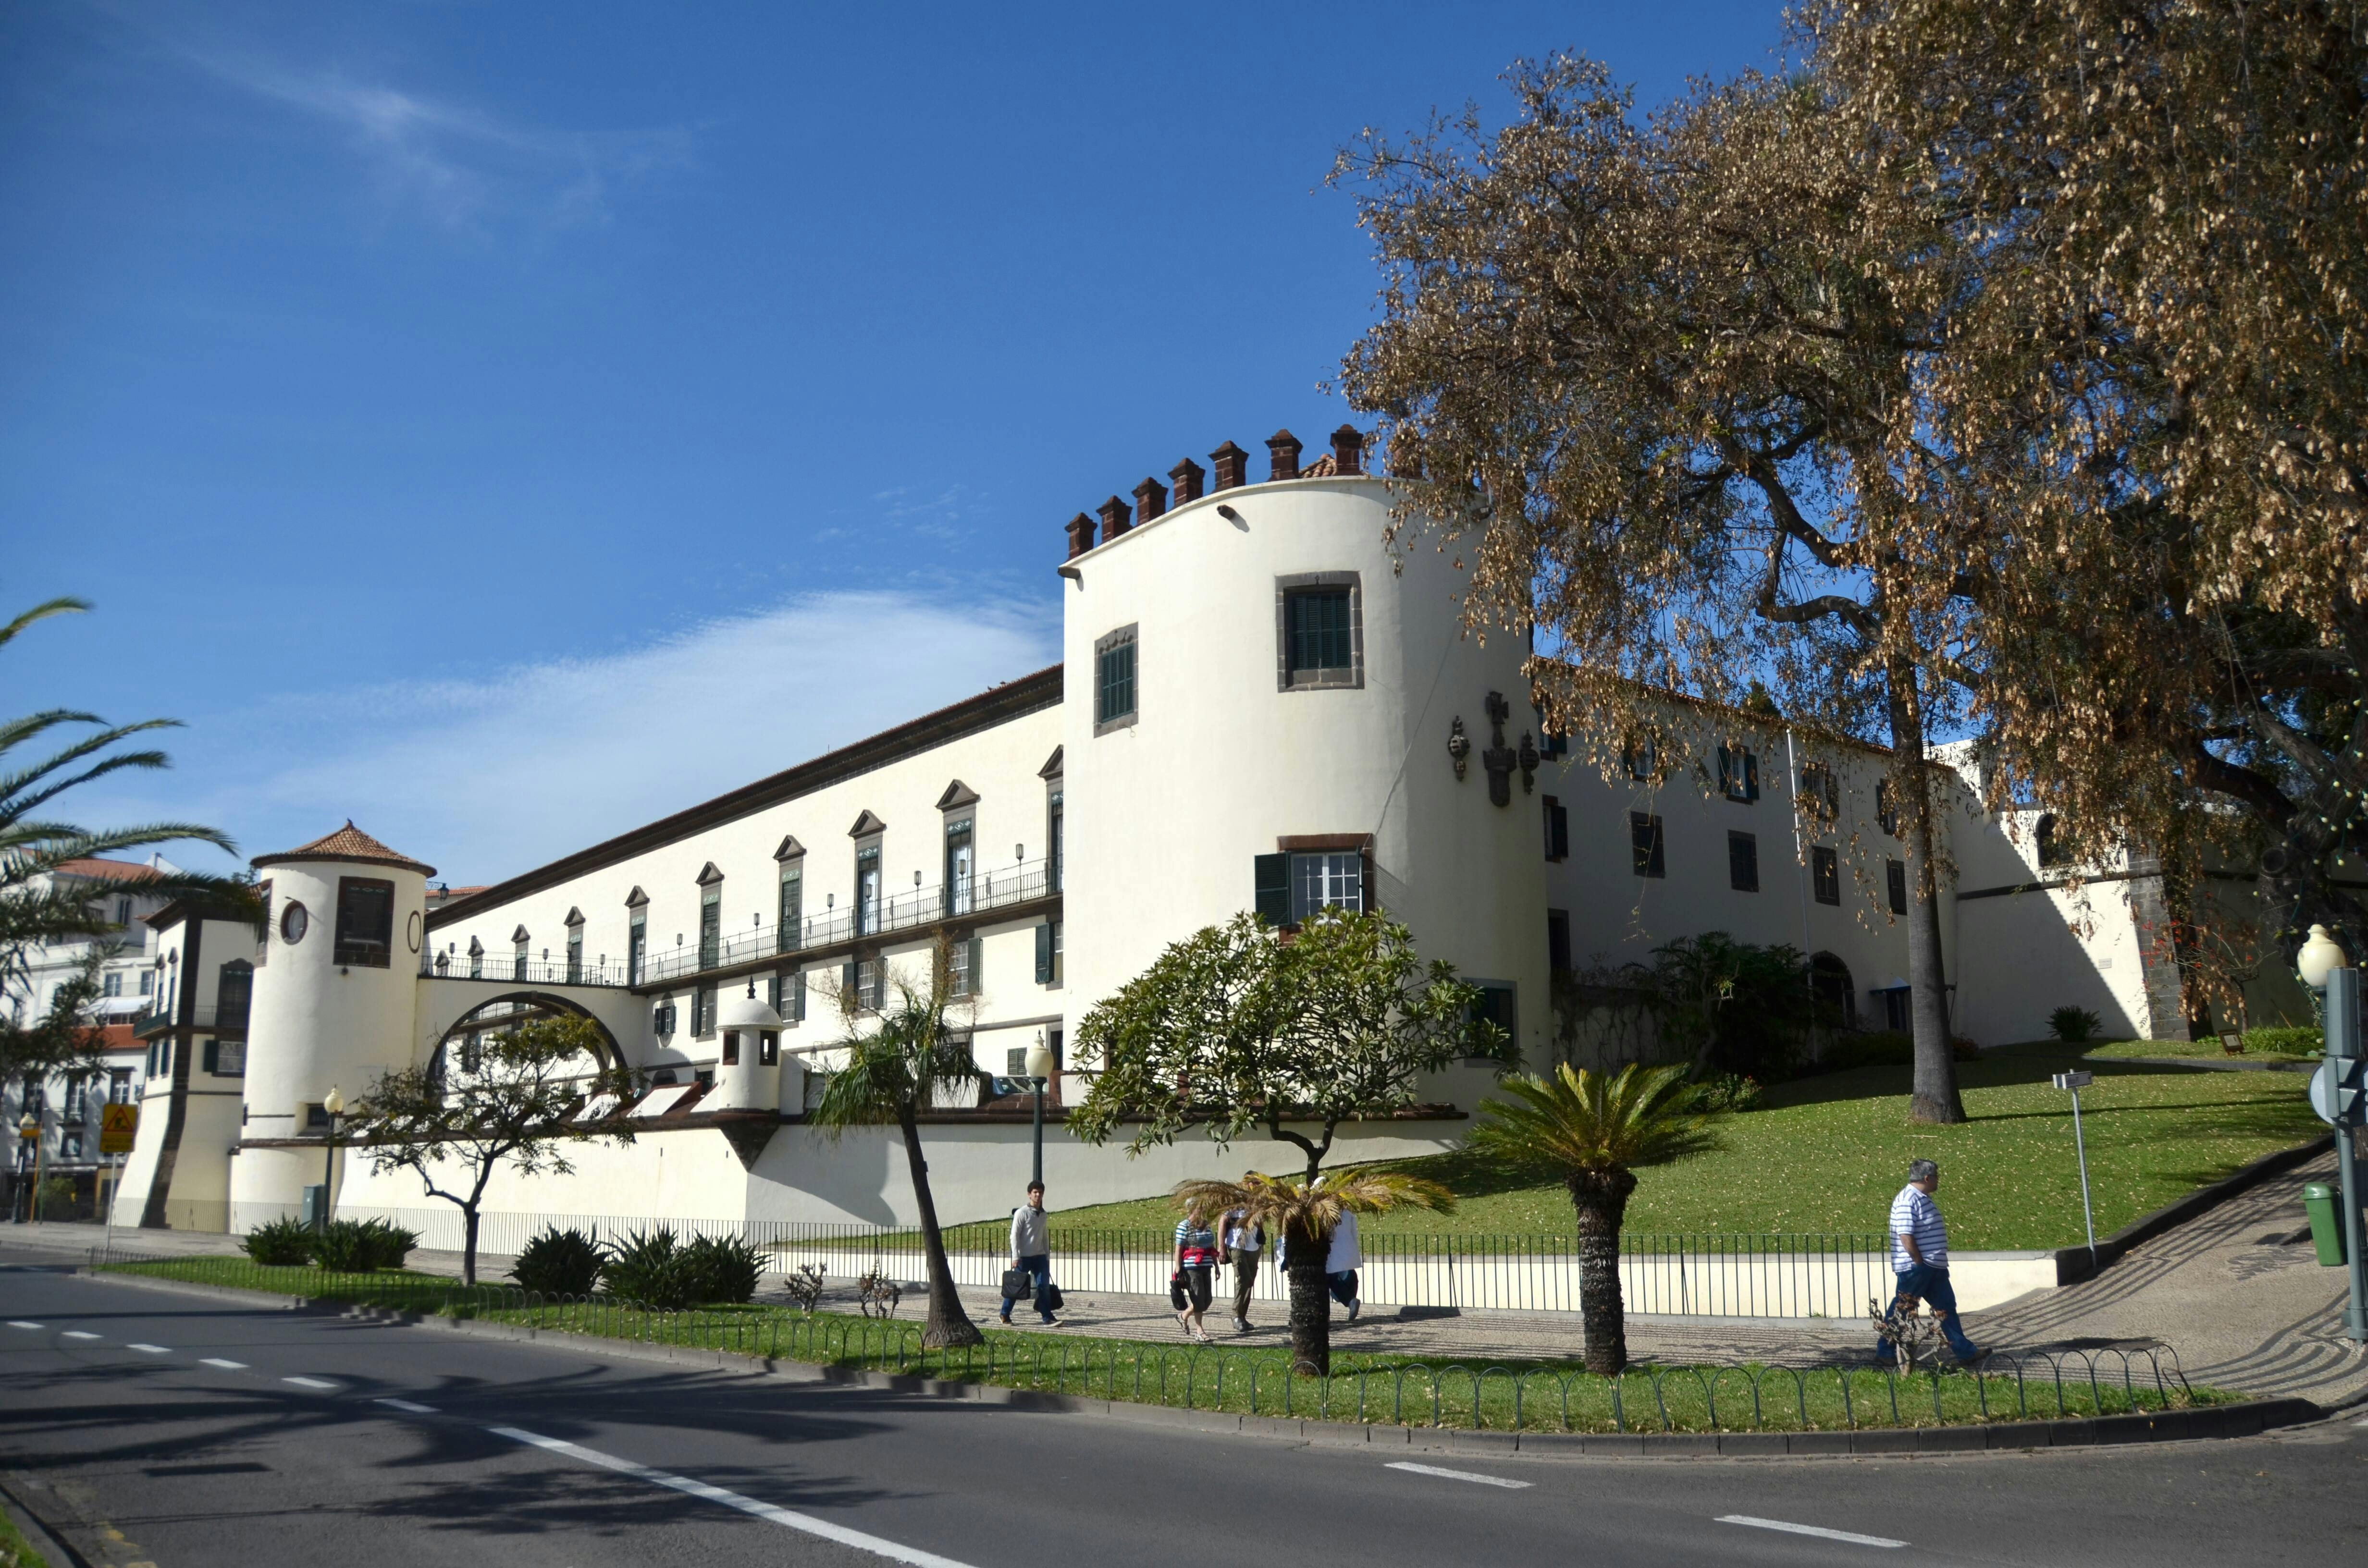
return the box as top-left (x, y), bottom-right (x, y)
top-left (1002, 1179), bottom-right (1060, 1326)
top-left (1172, 1200), bottom-right (1219, 1343)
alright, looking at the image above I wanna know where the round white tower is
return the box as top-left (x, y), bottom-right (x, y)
top-left (712, 982), bottom-right (783, 1112)
top-left (231, 822), bottom-right (433, 1216)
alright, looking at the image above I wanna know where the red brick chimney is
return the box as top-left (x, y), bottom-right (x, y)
top-left (1209, 441), bottom-right (1248, 491)
top-left (1329, 424), bottom-right (1365, 475)
top-left (1064, 511), bottom-right (1097, 560)
top-left (1169, 456), bottom-right (1206, 505)
top-left (1098, 494), bottom-right (1132, 541)
top-left (1133, 476), bottom-right (1167, 525)
top-left (1266, 429), bottom-right (1303, 481)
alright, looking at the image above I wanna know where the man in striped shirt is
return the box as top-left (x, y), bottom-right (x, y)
top-left (1880, 1158), bottom-right (1983, 1364)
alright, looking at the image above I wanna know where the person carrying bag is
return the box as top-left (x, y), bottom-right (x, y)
top-left (1001, 1179), bottom-right (1062, 1326)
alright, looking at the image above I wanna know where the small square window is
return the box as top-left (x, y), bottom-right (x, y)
top-left (1812, 845), bottom-right (1840, 906)
top-left (1629, 812), bottom-right (1665, 879)
top-left (1276, 574), bottom-right (1363, 691)
top-left (1728, 830), bottom-right (1760, 892)
top-left (1290, 852), bottom-right (1364, 922)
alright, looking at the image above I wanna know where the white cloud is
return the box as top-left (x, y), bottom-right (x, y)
top-left (195, 590), bottom-right (1060, 885)
top-left (175, 48), bottom-right (691, 231)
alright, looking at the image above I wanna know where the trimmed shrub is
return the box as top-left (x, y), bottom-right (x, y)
top-left (245, 1216), bottom-right (315, 1267)
top-left (2048, 1006), bottom-right (2104, 1042)
top-left (311, 1218), bottom-right (418, 1273)
top-left (1699, 1072), bottom-right (1764, 1113)
top-left (681, 1233), bottom-right (766, 1305)
top-left (601, 1228), bottom-right (700, 1310)
top-left (512, 1225), bottom-right (608, 1298)
top-left (2244, 1025), bottom-right (2320, 1056)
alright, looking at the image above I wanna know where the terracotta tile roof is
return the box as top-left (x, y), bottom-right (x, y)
top-left (94, 1023), bottom-right (139, 1054)
top-left (252, 821), bottom-right (436, 878)
top-left (52, 858), bottom-right (161, 882)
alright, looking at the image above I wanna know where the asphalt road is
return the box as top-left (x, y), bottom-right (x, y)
top-left (1, 1254), bottom-right (2363, 1568)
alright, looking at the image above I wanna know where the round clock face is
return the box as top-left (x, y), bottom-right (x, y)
top-left (406, 909), bottom-right (422, 954)
top-left (281, 901), bottom-right (309, 944)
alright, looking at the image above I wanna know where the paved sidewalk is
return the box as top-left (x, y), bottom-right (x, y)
top-left (25, 1151), bottom-right (2365, 1407)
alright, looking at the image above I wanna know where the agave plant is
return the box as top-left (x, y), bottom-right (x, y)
top-left (1172, 1168), bottom-right (1452, 1377)
top-left (1467, 1063), bottom-right (1723, 1373)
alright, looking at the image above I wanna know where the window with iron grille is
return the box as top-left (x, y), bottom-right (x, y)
top-left (1094, 625), bottom-right (1138, 732)
top-left (1629, 812), bottom-right (1665, 878)
top-left (1727, 830), bottom-right (1760, 892)
top-left (1289, 852), bottom-right (1363, 922)
top-left (333, 877), bottom-right (395, 967)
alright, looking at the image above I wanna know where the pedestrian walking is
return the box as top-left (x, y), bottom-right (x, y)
top-left (1880, 1158), bottom-right (1982, 1364)
top-left (1172, 1201), bottom-right (1219, 1343)
top-left (1222, 1203), bottom-right (1264, 1334)
top-left (1002, 1179), bottom-right (1060, 1326)
top-left (1325, 1206), bottom-right (1362, 1323)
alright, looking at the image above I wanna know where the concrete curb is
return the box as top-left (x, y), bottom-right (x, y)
top-left (2054, 1134), bottom-right (2335, 1285)
top-left (75, 1264), bottom-right (2329, 1460)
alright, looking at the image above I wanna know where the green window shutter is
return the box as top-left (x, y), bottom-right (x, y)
top-left (1716, 745), bottom-right (1732, 795)
top-left (1744, 751), bottom-right (1761, 801)
top-left (1253, 853), bottom-right (1291, 925)
top-left (842, 960), bottom-right (857, 998)
top-left (793, 969), bottom-right (808, 1022)
top-left (201, 1039), bottom-right (218, 1075)
top-left (968, 938), bottom-right (984, 997)
top-left (1035, 922), bottom-right (1054, 983)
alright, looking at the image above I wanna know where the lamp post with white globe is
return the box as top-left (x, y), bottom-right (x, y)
top-left (320, 1086), bottom-right (344, 1230)
top-left (2296, 925), bottom-right (2368, 1342)
top-left (1024, 1035), bottom-right (1057, 1190)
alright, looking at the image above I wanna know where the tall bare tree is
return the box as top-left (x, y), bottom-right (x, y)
top-left (1335, 60), bottom-right (1985, 1118)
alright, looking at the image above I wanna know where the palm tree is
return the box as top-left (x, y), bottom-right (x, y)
top-left (1172, 1168), bottom-right (1451, 1377)
top-left (2, 597), bottom-right (261, 1078)
top-left (1466, 1063), bottom-right (1723, 1373)
top-left (806, 969), bottom-right (984, 1349)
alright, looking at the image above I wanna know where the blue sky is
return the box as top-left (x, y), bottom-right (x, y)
top-left (2, 0), bottom-right (1789, 886)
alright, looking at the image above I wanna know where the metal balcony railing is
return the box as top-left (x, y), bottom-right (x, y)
top-left (131, 1004), bottom-right (249, 1038)
top-left (419, 955), bottom-right (633, 990)
top-left (635, 857), bottom-right (1057, 987)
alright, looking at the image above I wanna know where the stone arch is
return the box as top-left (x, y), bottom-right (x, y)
top-left (1810, 951), bottom-right (1855, 1029)
top-left (428, 990), bottom-right (627, 1078)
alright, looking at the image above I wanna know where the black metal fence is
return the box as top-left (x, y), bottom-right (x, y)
top-left (86, 1250), bottom-right (2206, 1435)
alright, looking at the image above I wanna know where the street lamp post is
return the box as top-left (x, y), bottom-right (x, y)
top-left (320, 1086), bottom-right (344, 1230)
top-left (2297, 925), bottom-right (2368, 1343)
top-left (13, 1111), bottom-right (38, 1224)
top-left (1024, 1035), bottom-right (1056, 1190)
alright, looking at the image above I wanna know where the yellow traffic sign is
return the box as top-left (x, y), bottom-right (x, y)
top-left (99, 1102), bottom-right (139, 1154)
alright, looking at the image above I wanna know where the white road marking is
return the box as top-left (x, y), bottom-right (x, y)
top-left (1718, 1516), bottom-right (1907, 1549)
top-left (199, 1358), bottom-right (247, 1370)
top-left (491, 1426), bottom-right (978, 1568)
top-left (377, 1398), bottom-right (437, 1414)
top-left (282, 1376), bottom-right (339, 1390)
top-left (126, 1344), bottom-right (171, 1354)
top-left (1383, 1461), bottom-right (1533, 1490)
top-left (60, 1332), bottom-right (99, 1341)
top-left (6, 1321), bottom-right (40, 1330)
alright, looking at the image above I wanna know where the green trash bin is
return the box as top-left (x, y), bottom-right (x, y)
top-left (2303, 1183), bottom-right (2347, 1266)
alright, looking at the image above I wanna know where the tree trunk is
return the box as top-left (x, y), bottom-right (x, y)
top-left (1284, 1221), bottom-right (1332, 1377)
top-left (898, 1105), bottom-right (982, 1349)
top-left (1568, 1166), bottom-right (1637, 1375)
top-left (462, 1206), bottom-right (481, 1287)
top-left (1886, 654), bottom-right (1965, 1125)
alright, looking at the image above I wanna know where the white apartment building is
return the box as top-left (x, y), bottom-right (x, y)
top-left (106, 427), bottom-right (2195, 1236)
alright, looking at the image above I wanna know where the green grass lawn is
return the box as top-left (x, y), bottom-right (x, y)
top-left (1035, 1044), bottom-right (2324, 1251)
top-left (2084, 1038), bottom-right (2319, 1061)
top-left (99, 1257), bottom-right (2224, 1434)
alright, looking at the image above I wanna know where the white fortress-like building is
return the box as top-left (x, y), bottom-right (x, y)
top-left (108, 427), bottom-right (2222, 1237)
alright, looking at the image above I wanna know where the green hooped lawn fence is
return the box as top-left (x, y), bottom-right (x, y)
top-left (93, 1252), bottom-right (2226, 1437)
